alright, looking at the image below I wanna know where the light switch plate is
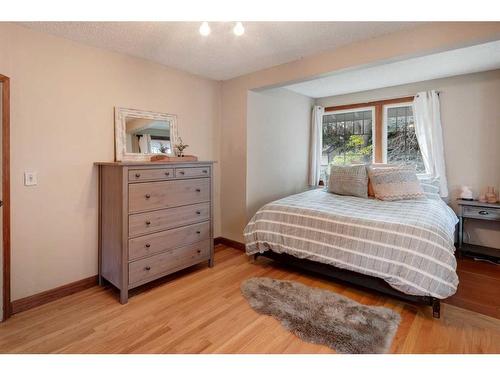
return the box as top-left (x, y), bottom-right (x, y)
top-left (24, 171), bottom-right (37, 186)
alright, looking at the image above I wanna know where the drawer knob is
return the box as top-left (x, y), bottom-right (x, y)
top-left (145, 266), bottom-right (151, 271)
top-left (197, 250), bottom-right (201, 254)
top-left (165, 172), bottom-right (170, 176)
top-left (195, 188), bottom-right (201, 192)
top-left (478, 210), bottom-right (489, 215)
top-left (145, 194), bottom-right (151, 199)
top-left (135, 173), bottom-right (141, 178)
top-left (179, 171), bottom-right (185, 175)
top-left (145, 243), bottom-right (151, 248)
top-left (146, 220), bottom-right (151, 225)
top-left (196, 231), bottom-right (201, 234)
top-left (196, 211), bottom-right (201, 215)
top-left (202, 170), bottom-right (208, 174)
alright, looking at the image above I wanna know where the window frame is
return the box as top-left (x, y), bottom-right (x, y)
top-left (323, 96), bottom-right (415, 164)
top-left (381, 101), bottom-right (414, 164)
top-left (322, 106), bottom-right (376, 166)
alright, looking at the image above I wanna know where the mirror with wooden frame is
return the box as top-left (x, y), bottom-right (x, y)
top-left (114, 107), bottom-right (178, 161)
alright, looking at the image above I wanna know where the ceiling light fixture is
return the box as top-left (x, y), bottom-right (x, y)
top-left (233, 22), bottom-right (245, 36)
top-left (199, 21), bottom-right (211, 36)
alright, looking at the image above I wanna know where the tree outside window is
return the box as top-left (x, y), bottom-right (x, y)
top-left (385, 105), bottom-right (425, 173)
top-left (321, 109), bottom-right (373, 181)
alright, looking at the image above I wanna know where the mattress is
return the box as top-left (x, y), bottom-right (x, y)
top-left (244, 189), bottom-right (459, 299)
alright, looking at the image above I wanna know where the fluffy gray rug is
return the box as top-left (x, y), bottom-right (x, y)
top-left (241, 277), bottom-right (401, 354)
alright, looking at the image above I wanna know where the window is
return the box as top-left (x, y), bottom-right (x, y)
top-left (384, 104), bottom-right (425, 173)
top-left (149, 137), bottom-right (172, 154)
top-left (321, 96), bottom-right (426, 181)
top-left (321, 108), bottom-right (373, 181)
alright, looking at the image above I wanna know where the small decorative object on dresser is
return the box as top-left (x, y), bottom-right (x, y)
top-left (459, 186), bottom-right (474, 201)
top-left (486, 186), bottom-right (498, 204)
top-left (174, 137), bottom-right (189, 157)
top-left (95, 161), bottom-right (215, 303)
top-left (150, 154), bottom-right (198, 162)
top-left (457, 199), bottom-right (500, 264)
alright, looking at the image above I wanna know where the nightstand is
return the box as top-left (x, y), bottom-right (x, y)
top-left (457, 199), bottom-right (500, 263)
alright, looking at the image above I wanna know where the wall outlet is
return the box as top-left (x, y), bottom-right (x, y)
top-left (24, 171), bottom-right (38, 186)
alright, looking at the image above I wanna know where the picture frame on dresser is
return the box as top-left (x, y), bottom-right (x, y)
top-left (95, 161), bottom-right (215, 303)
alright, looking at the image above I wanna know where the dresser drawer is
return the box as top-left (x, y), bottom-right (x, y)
top-left (128, 178), bottom-right (210, 213)
top-left (128, 168), bottom-right (174, 182)
top-left (175, 166), bottom-right (211, 178)
top-left (129, 202), bottom-right (210, 237)
top-left (129, 240), bottom-right (210, 286)
top-left (463, 206), bottom-right (500, 221)
top-left (129, 221), bottom-right (210, 260)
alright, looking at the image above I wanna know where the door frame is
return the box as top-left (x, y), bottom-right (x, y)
top-left (0, 74), bottom-right (11, 321)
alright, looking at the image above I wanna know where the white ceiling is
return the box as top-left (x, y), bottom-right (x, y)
top-left (18, 22), bottom-right (422, 81)
top-left (285, 40), bottom-right (500, 98)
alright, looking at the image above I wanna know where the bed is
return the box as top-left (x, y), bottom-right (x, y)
top-left (244, 188), bottom-right (459, 318)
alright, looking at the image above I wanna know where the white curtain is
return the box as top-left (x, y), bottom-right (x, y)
top-left (413, 91), bottom-right (449, 198)
top-left (308, 105), bottom-right (324, 186)
top-left (138, 134), bottom-right (152, 153)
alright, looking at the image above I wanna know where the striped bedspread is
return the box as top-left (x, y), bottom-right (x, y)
top-left (244, 189), bottom-right (459, 299)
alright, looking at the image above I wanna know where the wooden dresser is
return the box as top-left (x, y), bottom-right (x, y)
top-left (95, 161), bottom-right (215, 303)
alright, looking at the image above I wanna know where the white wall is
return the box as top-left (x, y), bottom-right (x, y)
top-left (0, 23), bottom-right (222, 301)
top-left (316, 70), bottom-right (500, 249)
top-left (246, 88), bottom-right (313, 219)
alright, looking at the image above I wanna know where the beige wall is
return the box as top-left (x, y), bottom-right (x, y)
top-left (221, 22), bottom-right (500, 242)
top-left (247, 88), bottom-right (313, 219)
top-left (316, 70), bottom-right (500, 248)
top-left (0, 23), bottom-right (222, 300)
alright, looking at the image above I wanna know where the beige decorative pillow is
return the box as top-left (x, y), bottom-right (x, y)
top-left (367, 165), bottom-right (425, 201)
top-left (368, 180), bottom-right (375, 197)
top-left (367, 163), bottom-right (389, 197)
top-left (328, 165), bottom-right (368, 198)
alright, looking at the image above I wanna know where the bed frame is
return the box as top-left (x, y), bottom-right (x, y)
top-left (254, 250), bottom-right (441, 318)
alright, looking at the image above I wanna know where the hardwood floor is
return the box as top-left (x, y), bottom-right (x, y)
top-left (0, 245), bottom-right (499, 354)
top-left (445, 256), bottom-right (500, 319)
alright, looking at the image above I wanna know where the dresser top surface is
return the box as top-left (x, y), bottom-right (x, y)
top-left (95, 160), bottom-right (216, 166)
top-left (457, 199), bottom-right (500, 209)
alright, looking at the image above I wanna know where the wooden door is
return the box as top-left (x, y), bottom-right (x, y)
top-left (0, 74), bottom-right (10, 322)
top-left (0, 82), bottom-right (3, 321)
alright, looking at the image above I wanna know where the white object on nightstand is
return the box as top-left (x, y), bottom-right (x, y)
top-left (459, 186), bottom-right (473, 200)
top-left (24, 172), bottom-right (37, 186)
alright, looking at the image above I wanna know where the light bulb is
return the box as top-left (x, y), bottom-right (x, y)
top-left (199, 22), bottom-right (210, 36)
top-left (233, 22), bottom-right (244, 36)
